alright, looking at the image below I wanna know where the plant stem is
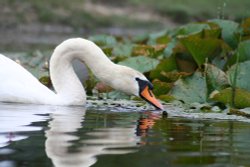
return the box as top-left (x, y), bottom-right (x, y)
top-left (231, 51), bottom-right (240, 108)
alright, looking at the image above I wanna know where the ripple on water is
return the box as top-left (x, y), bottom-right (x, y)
top-left (1, 102), bottom-right (250, 167)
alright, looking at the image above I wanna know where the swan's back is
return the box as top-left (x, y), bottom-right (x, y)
top-left (0, 54), bottom-right (57, 104)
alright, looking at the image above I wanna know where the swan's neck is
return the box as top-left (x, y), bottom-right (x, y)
top-left (49, 38), bottom-right (114, 105)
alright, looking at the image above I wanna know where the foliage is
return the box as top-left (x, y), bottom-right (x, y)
top-left (210, 88), bottom-right (250, 109)
top-left (8, 17), bottom-right (250, 113)
top-left (118, 56), bottom-right (159, 73)
top-left (170, 71), bottom-right (207, 104)
top-left (227, 61), bottom-right (250, 92)
top-left (88, 17), bottom-right (250, 112)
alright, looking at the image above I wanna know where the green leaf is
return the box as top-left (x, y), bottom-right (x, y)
top-left (205, 64), bottom-right (228, 94)
top-left (107, 90), bottom-right (130, 100)
top-left (238, 40), bottom-right (250, 62)
top-left (113, 43), bottom-right (133, 57)
top-left (89, 35), bottom-right (117, 47)
top-left (150, 55), bottom-right (177, 81)
top-left (132, 44), bottom-right (166, 59)
top-left (180, 36), bottom-right (221, 67)
top-left (202, 22), bottom-right (221, 38)
top-left (227, 60), bottom-right (250, 92)
top-left (240, 18), bottom-right (250, 38)
top-left (118, 56), bottom-right (159, 73)
top-left (175, 23), bottom-right (210, 36)
top-left (148, 30), bottom-right (169, 44)
top-left (163, 39), bottom-right (178, 57)
top-left (152, 80), bottom-right (173, 96)
top-left (175, 53), bottom-right (197, 73)
top-left (210, 88), bottom-right (250, 108)
top-left (158, 95), bottom-right (175, 103)
top-left (210, 19), bottom-right (239, 48)
top-left (132, 33), bottom-right (149, 44)
top-left (227, 40), bottom-right (250, 66)
top-left (171, 71), bottom-right (207, 104)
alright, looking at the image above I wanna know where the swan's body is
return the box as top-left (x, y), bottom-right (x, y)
top-left (0, 38), bottom-right (162, 109)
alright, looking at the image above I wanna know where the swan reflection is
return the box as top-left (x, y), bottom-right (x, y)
top-left (45, 108), bottom-right (140, 167)
top-left (0, 103), bottom-right (160, 167)
top-left (0, 104), bottom-right (50, 148)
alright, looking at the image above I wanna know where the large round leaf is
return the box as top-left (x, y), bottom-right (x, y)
top-left (211, 88), bottom-right (250, 108)
top-left (238, 40), bottom-right (250, 61)
top-left (241, 18), bottom-right (250, 38)
top-left (227, 40), bottom-right (250, 66)
top-left (210, 19), bottom-right (239, 48)
top-left (150, 55), bottom-right (177, 81)
top-left (152, 80), bottom-right (173, 96)
top-left (175, 23), bottom-right (211, 36)
top-left (180, 36), bottom-right (221, 67)
top-left (118, 56), bottom-right (159, 73)
top-left (205, 64), bottom-right (228, 93)
top-left (171, 71), bottom-right (207, 104)
top-left (113, 43), bottom-right (133, 58)
top-left (89, 35), bottom-right (117, 47)
top-left (227, 60), bottom-right (250, 92)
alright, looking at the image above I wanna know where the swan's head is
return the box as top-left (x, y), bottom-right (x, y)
top-left (109, 65), bottom-right (163, 110)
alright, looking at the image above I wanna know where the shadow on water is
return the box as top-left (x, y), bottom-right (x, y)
top-left (0, 102), bottom-right (250, 167)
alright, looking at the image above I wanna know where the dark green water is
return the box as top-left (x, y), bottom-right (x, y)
top-left (0, 103), bottom-right (250, 167)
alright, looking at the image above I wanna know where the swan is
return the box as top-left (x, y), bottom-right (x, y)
top-left (0, 38), bottom-right (163, 110)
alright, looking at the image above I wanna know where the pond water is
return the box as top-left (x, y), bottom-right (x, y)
top-left (1, 102), bottom-right (250, 167)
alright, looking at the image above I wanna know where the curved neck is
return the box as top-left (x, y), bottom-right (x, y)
top-left (49, 38), bottom-right (114, 105)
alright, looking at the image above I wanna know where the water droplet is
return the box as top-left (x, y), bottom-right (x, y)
top-left (169, 137), bottom-right (174, 141)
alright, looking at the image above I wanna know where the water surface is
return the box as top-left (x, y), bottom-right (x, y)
top-left (0, 102), bottom-right (250, 167)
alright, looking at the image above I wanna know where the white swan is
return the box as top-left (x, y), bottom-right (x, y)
top-left (0, 38), bottom-right (163, 109)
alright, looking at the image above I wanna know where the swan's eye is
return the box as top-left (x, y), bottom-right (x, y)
top-left (136, 78), bottom-right (163, 110)
top-left (135, 78), bottom-right (154, 93)
top-left (148, 81), bottom-right (154, 90)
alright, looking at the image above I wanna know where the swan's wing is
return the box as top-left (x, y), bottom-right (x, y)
top-left (0, 54), bottom-right (56, 104)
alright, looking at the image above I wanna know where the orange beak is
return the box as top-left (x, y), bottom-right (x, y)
top-left (140, 86), bottom-right (163, 110)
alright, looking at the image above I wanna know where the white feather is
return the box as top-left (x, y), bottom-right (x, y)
top-left (0, 38), bottom-right (147, 105)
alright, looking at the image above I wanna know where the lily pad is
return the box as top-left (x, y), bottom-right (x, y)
top-left (240, 18), bottom-right (250, 40)
top-left (205, 63), bottom-right (228, 93)
top-left (132, 44), bottom-right (166, 58)
top-left (132, 45), bottom-right (156, 57)
top-left (89, 35), bottom-right (117, 47)
top-left (118, 56), bottom-right (159, 73)
top-left (175, 53), bottom-right (198, 73)
top-left (175, 23), bottom-right (211, 36)
top-left (237, 40), bottom-right (250, 62)
top-left (227, 40), bottom-right (250, 66)
top-left (180, 35), bottom-right (221, 67)
top-left (152, 80), bottom-right (173, 96)
top-left (163, 39), bottom-right (178, 58)
top-left (171, 71), bottom-right (207, 104)
top-left (227, 60), bottom-right (250, 92)
top-left (210, 19), bottom-right (239, 48)
top-left (210, 88), bottom-right (250, 108)
top-left (160, 71), bottom-right (191, 83)
top-left (113, 43), bottom-right (133, 58)
top-left (148, 30), bottom-right (170, 45)
top-left (150, 55), bottom-right (177, 81)
top-left (158, 95), bottom-right (175, 102)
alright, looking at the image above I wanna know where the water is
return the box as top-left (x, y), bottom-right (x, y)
top-left (1, 102), bottom-right (250, 167)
